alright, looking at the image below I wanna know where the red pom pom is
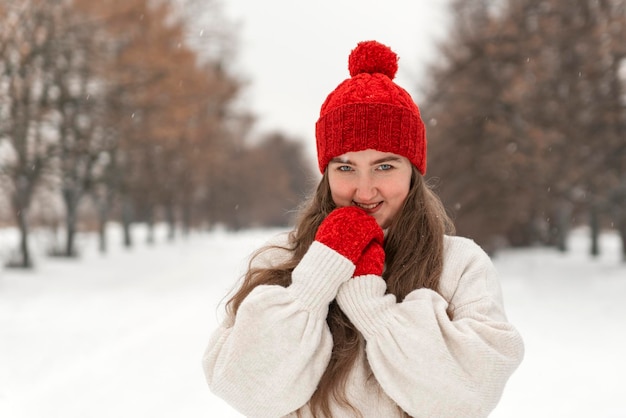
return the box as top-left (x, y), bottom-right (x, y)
top-left (348, 40), bottom-right (398, 79)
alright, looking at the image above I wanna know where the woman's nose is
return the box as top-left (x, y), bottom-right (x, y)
top-left (354, 173), bottom-right (376, 201)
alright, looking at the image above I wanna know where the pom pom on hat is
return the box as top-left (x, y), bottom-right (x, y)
top-left (315, 40), bottom-right (427, 174)
top-left (348, 40), bottom-right (398, 79)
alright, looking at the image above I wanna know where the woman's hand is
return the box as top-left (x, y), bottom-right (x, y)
top-left (353, 240), bottom-right (385, 277)
top-left (314, 206), bottom-right (384, 264)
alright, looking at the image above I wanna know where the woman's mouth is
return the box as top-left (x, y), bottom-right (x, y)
top-left (353, 201), bottom-right (382, 213)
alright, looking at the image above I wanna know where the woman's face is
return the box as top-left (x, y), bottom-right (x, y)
top-left (327, 149), bottom-right (412, 229)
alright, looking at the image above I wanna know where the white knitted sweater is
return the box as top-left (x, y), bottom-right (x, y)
top-left (203, 234), bottom-right (524, 418)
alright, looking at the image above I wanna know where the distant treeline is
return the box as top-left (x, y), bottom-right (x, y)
top-left (423, 0), bottom-right (626, 259)
top-left (0, 0), bottom-right (315, 268)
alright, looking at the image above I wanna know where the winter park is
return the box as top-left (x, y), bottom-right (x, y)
top-left (2, 0), bottom-right (626, 418)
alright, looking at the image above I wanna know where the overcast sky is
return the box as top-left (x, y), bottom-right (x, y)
top-left (222, 0), bottom-right (452, 161)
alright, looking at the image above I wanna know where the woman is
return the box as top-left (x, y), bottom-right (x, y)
top-left (203, 40), bottom-right (524, 418)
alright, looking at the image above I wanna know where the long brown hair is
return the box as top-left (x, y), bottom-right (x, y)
top-left (225, 165), bottom-right (455, 417)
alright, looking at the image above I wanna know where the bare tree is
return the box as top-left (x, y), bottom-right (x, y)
top-left (48, 6), bottom-right (114, 257)
top-left (0, 0), bottom-right (65, 267)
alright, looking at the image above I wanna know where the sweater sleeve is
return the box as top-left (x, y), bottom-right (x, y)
top-left (202, 240), bottom-right (355, 418)
top-left (335, 236), bottom-right (524, 418)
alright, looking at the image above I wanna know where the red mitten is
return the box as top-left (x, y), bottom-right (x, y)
top-left (353, 240), bottom-right (385, 277)
top-left (315, 206), bottom-right (384, 264)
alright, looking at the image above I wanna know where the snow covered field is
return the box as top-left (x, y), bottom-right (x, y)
top-left (1, 225), bottom-right (624, 418)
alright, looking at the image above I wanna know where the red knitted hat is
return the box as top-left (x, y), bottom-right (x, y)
top-left (315, 40), bottom-right (426, 174)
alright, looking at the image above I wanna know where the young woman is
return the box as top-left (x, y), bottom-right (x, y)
top-left (203, 40), bottom-right (524, 418)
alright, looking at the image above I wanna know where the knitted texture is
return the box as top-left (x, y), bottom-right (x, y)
top-left (315, 40), bottom-right (426, 174)
top-left (353, 240), bottom-right (385, 277)
top-left (314, 206), bottom-right (383, 264)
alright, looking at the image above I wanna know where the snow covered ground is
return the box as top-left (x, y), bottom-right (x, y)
top-left (0, 225), bottom-right (624, 418)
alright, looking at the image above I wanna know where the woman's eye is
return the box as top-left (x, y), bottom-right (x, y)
top-left (337, 165), bottom-right (353, 172)
top-left (377, 164), bottom-right (393, 171)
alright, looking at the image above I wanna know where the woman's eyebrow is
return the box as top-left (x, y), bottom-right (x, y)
top-left (329, 157), bottom-right (352, 164)
top-left (329, 156), bottom-right (402, 165)
top-left (372, 156), bottom-right (402, 164)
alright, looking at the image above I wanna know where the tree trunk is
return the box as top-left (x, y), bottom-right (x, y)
top-left (16, 209), bottom-right (33, 268)
top-left (619, 222), bottom-right (626, 263)
top-left (98, 215), bottom-right (107, 254)
top-left (65, 219), bottom-right (77, 257)
top-left (589, 203), bottom-right (600, 257)
top-left (555, 201), bottom-right (572, 252)
top-left (616, 209), bottom-right (626, 263)
top-left (122, 197), bottom-right (133, 248)
top-left (62, 189), bottom-right (79, 257)
top-left (609, 180), bottom-right (626, 263)
top-left (94, 182), bottom-right (116, 254)
top-left (11, 180), bottom-right (34, 269)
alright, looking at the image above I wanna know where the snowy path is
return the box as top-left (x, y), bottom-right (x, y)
top-left (0, 227), bottom-right (267, 418)
top-left (1, 226), bottom-right (624, 417)
top-left (492, 231), bottom-right (626, 418)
